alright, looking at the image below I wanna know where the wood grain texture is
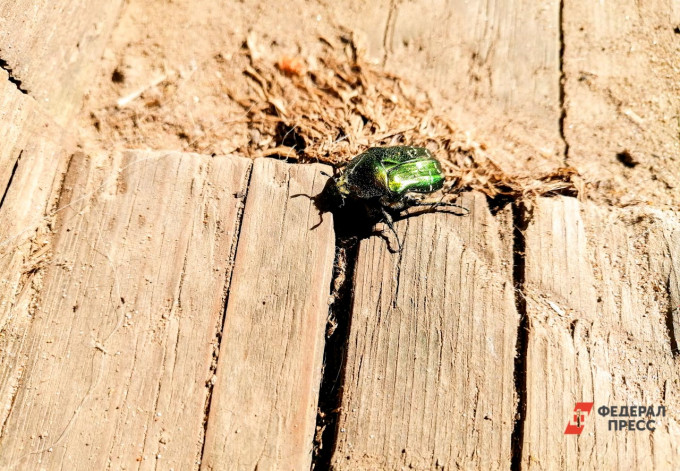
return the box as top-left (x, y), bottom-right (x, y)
top-left (521, 196), bottom-right (680, 469)
top-left (388, 0), bottom-right (560, 120)
top-left (0, 0), bottom-right (124, 123)
top-left (333, 0), bottom-right (563, 172)
top-left (0, 150), bottom-right (251, 470)
top-left (331, 193), bottom-right (518, 470)
top-left (563, 0), bottom-right (680, 205)
top-left (201, 159), bottom-right (336, 471)
top-left (0, 72), bottom-right (71, 438)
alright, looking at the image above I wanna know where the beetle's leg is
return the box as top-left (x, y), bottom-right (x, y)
top-left (380, 207), bottom-right (403, 253)
top-left (309, 213), bottom-right (324, 230)
top-left (403, 195), bottom-right (470, 215)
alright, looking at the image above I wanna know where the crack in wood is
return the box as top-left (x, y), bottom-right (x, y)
top-left (0, 151), bottom-right (22, 212)
top-left (558, 0), bottom-right (569, 165)
top-left (665, 289), bottom-right (680, 357)
top-left (311, 241), bottom-right (358, 470)
top-left (510, 201), bottom-right (531, 471)
top-left (198, 161), bottom-right (253, 466)
top-left (0, 58), bottom-right (27, 94)
top-left (381, 0), bottom-right (398, 67)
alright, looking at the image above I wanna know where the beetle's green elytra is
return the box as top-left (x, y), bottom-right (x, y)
top-left (334, 146), bottom-right (445, 203)
top-left (325, 146), bottom-right (468, 252)
top-left (386, 159), bottom-right (444, 194)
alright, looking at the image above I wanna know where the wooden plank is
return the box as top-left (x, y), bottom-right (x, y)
top-left (201, 159), bottom-right (336, 470)
top-left (331, 193), bottom-right (518, 470)
top-left (388, 1), bottom-right (560, 120)
top-left (0, 151), bottom-right (251, 470)
top-left (0, 0), bottom-right (124, 123)
top-left (563, 0), bottom-right (680, 204)
top-left (0, 72), bottom-right (72, 437)
top-left (521, 197), bottom-right (680, 469)
top-left (333, 0), bottom-right (563, 172)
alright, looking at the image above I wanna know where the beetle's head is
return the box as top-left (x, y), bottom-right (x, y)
top-left (317, 170), bottom-right (346, 209)
top-left (333, 174), bottom-right (352, 207)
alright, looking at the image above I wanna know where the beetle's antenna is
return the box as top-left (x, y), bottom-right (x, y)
top-left (290, 193), bottom-right (313, 200)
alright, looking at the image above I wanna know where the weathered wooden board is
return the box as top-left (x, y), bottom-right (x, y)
top-left (333, 0), bottom-right (563, 172)
top-left (521, 197), bottom-right (680, 469)
top-left (562, 0), bottom-right (680, 204)
top-left (0, 71), bottom-right (71, 437)
top-left (0, 151), bottom-right (251, 470)
top-left (201, 159), bottom-right (336, 470)
top-left (388, 1), bottom-right (560, 120)
top-left (0, 0), bottom-right (124, 123)
top-left (331, 193), bottom-right (518, 470)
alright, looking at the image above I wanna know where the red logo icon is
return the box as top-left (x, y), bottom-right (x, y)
top-left (564, 402), bottom-right (595, 435)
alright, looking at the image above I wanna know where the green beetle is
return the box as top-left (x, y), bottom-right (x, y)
top-left (326, 146), bottom-right (468, 252)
